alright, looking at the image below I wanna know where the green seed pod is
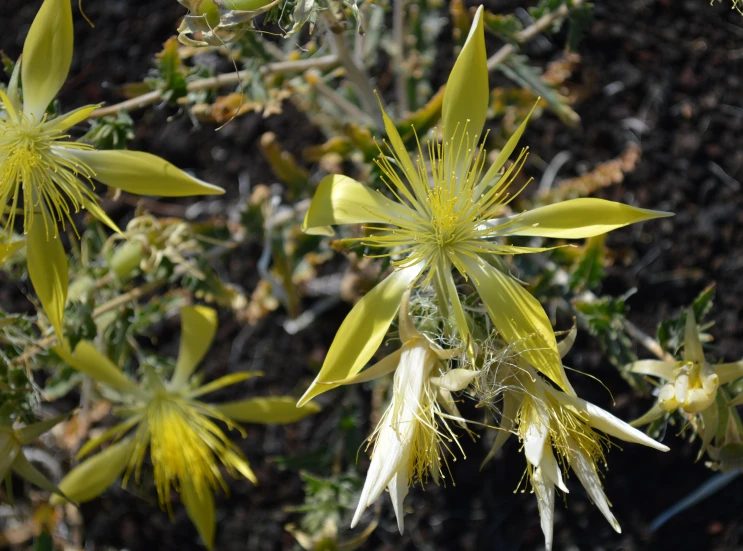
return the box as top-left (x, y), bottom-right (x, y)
top-left (193, 0), bottom-right (221, 27)
top-left (109, 241), bottom-right (145, 280)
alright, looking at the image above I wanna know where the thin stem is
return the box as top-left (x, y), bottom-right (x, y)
top-left (88, 55), bottom-right (340, 119)
top-left (393, 0), bottom-right (409, 114)
top-left (323, 12), bottom-right (383, 129)
top-left (486, 0), bottom-right (581, 72)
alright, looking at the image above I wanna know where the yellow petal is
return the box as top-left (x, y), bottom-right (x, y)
top-left (0, 241), bottom-right (24, 265)
top-left (478, 104), bottom-right (536, 192)
top-left (187, 371), bottom-right (261, 398)
top-left (171, 306), bottom-right (219, 389)
top-left (11, 452), bottom-right (67, 498)
top-left (215, 396), bottom-right (321, 424)
top-left (297, 264), bottom-right (422, 406)
top-left (21, 0), bottom-right (73, 119)
top-left (459, 256), bottom-right (572, 393)
top-left (44, 104), bottom-right (100, 132)
top-left (55, 341), bottom-right (140, 396)
top-left (628, 360), bottom-right (674, 380)
top-left (379, 100), bottom-right (423, 192)
top-left (442, 6), bottom-right (488, 152)
top-left (503, 198), bottom-right (673, 239)
top-left (683, 309), bottom-right (705, 364)
top-left (716, 361), bottom-right (743, 385)
top-left (181, 478), bottom-right (216, 551)
top-left (315, 349), bottom-right (402, 386)
top-left (302, 174), bottom-right (392, 236)
top-left (68, 150), bottom-right (224, 197)
top-left (81, 195), bottom-right (122, 235)
top-left (55, 438), bottom-right (134, 503)
top-left (27, 222), bottom-right (68, 338)
top-left (629, 404), bottom-right (665, 427)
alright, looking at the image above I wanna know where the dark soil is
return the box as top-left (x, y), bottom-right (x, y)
top-left (2, 0), bottom-right (743, 550)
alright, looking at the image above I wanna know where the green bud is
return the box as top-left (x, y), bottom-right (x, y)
top-left (109, 241), bottom-right (145, 280)
top-left (216, 0), bottom-right (273, 10)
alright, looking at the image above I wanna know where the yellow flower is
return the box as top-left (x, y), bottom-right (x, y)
top-left (52, 306), bottom-right (320, 549)
top-left (1, 0), bottom-right (223, 337)
top-left (628, 309), bottom-right (743, 454)
top-left (0, 413), bottom-right (69, 498)
top-left (298, 5), bottom-right (672, 406)
top-left (317, 291), bottom-right (475, 533)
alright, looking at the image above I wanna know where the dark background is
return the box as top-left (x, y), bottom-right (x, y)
top-left (1, 0), bottom-right (742, 549)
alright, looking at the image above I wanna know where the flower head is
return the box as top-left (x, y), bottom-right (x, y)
top-left (629, 309), bottom-right (743, 455)
top-left (1, 0), bottom-right (223, 337)
top-left (53, 306), bottom-right (320, 549)
top-left (298, 5), bottom-right (672, 406)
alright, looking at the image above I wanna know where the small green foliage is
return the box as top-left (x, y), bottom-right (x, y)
top-left (657, 284), bottom-right (716, 355)
top-left (567, 3), bottom-right (595, 51)
top-left (574, 291), bottom-right (639, 376)
top-left (82, 112), bottom-right (135, 150)
top-left (288, 471), bottom-right (362, 533)
top-left (146, 37), bottom-right (189, 105)
top-left (569, 234), bottom-right (606, 292)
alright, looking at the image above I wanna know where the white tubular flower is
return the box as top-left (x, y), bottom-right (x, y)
top-left (324, 291), bottom-right (475, 533)
top-left (516, 369), bottom-right (669, 549)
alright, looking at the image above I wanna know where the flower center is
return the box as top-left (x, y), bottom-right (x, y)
top-left (0, 113), bottom-right (95, 237)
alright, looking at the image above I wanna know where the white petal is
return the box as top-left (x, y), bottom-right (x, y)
top-left (388, 467), bottom-right (410, 535)
top-left (523, 397), bottom-right (551, 467)
top-left (554, 390), bottom-right (669, 452)
top-left (567, 438), bottom-right (621, 533)
top-left (532, 466), bottom-right (555, 551)
top-left (540, 444), bottom-right (568, 493)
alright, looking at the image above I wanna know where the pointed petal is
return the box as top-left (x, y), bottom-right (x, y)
top-left (15, 413), bottom-right (69, 445)
top-left (388, 469), bottom-right (409, 535)
top-left (478, 104), bottom-right (535, 191)
top-left (557, 391), bottom-right (669, 451)
top-left (187, 371), bottom-right (261, 398)
top-left (7, 58), bottom-right (21, 111)
top-left (630, 404), bottom-right (665, 427)
top-left (80, 195), bottom-right (122, 235)
top-left (22, 0), bottom-right (73, 119)
top-left (460, 256), bottom-right (572, 393)
top-left (27, 222), bottom-right (68, 338)
top-left (44, 104), bottom-right (100, 132)
top-left (567, 440), bottom-right (621, 533)
top-left (502, 199), bottom-right (673, 239)
top-left (55, 438), bottom-right (135, 503)
top-left (69, 150), bottom-right (224, 197)
top-left (540, 444), bottom-right (568, 493)
top-left (443, 6), bottom-right (488, 152)
top-left (684, 309), bottom-right (705, 364)
top-left (302, 174), bottom-right (395, 236)
top-left (430, 368), bottom-right (479, 392)
top-left (297, 265), bottom-right (422, 406)
top-left (628, 360), bottom-right (674, 380)
top-left (181, 478), bottom-right (216, 550)
top-left (55, 341), bottom-right (139, 396)
top-left (379, 101), bottom-right (423, 192)
top-left (214, 396), bottom-right (321, 425)
top-left (523, 403), bottom-right (550, 468)
top-left (12, 452), bottom-right (67, 498)
top-left (482, 390), bottom-right (521, 467)
top-left (532, 466), bottom-right (556, 551)
top-left (317, 349), bottom-right (403, 386)
top-left (716, 361), bottom-right (743, 385)
top-left (171, 306), bottom-right (219, 388)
